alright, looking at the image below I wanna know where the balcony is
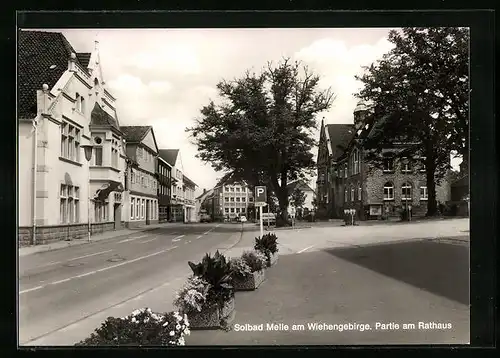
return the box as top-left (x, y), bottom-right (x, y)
top-left (90, 166), bottom-right (121, 183)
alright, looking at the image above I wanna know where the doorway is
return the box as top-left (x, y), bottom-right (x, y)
top-left (146, 199), bottom-right (151, 225)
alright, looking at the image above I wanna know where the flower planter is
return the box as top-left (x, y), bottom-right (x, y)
top-left (233, 269), bottom-right (266, 291)
top-left (266, 252), bottom-right (279, 267)
top-left (188, 297), bottom-right (235, 330)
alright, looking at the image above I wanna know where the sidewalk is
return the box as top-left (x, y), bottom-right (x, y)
top-left (188, 237), bottom-right (470, 345)
top-left (18, 222), bottom-right (178, 257)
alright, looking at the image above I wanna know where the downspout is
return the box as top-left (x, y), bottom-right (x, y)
top-left (32, 116), bottom-right (38, 246)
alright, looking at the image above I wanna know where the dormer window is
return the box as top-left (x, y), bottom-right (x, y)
top-left (75, 93), bottom-right (82, 112)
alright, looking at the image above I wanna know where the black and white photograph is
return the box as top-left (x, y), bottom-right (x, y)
top-left (17, 18), bottom-right (473, 347)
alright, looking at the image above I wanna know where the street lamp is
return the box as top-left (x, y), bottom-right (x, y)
top-left (81, 144), bottom-right (94, 242)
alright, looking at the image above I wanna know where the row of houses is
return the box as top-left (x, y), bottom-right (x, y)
top-left (18, 30), bottom-right (197, 246)
top-left (195, 172), bottom-right (317, 222)
top-left (315, 100), bottom-right (468, 220)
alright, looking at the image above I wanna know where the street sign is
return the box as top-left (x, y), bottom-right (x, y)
top-left (255, 186), bottom-right (267, 203)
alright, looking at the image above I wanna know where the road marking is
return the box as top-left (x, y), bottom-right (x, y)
top-left (118, 238), bottom-right (133, 243)
top-left (185, 241), bottom-right (191, 244)
top-left (298, 245), bottom-right (315, 254)
top-left (196, 235), bottom-right (202, 240)
top-left (172, 235), bottom-right (184, 242)
top-left (131, 234), bottom-right (148, 239)
top-left (19, 285), bottom-right (43, 294)
top-left (19, 247), bottom-right (178, 295)
top-left (42, 249), bottom-right (113, 267)
top-left (140, 237), bottom-right (157, 244)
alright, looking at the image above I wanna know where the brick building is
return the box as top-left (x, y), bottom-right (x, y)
top-left (316, 101), bottom-right (451, 220)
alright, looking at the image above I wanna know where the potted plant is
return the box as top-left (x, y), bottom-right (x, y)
top-left (174, 251), bottom-right (235, 330)
top-left (75, 308), bottom-right (190, 346)
top-left (254, 233), bottom-right (279, 267)
top-left (230, 250), bottom-right (267, 291)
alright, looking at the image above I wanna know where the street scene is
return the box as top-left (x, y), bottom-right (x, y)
top-left (18, 25), bottom-right (470, 346)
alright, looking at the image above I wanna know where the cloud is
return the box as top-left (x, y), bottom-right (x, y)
top-left (294, 37), bottom-right (394, 124)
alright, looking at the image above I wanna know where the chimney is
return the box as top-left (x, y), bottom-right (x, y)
top-left (203, 189), bottom-right (207, 194)
top-left (68, 52), bottom-right (77, 72)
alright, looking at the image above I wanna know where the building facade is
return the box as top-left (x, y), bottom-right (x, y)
top-left (317, 101), bottom-right (451, 221)
top-left (286, 179), bottom-right (316, 216)
top-left (212, 173), bottom-right (254, 221)
top-left (120, 126), bottom-right (159, 228)
top-left (195, 188), bottom-right (214, 221)
top-left (159, 149), bottom-right (186, 222)
top-left (18, 30), bottom-right (126, 246)
top-left (183, 175), bottom-right (197, 222)
top-left (157, 153), bottom-right (172, 222)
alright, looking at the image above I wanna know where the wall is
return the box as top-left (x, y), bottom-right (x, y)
top-left (18, 122), bottom-right (34, 227)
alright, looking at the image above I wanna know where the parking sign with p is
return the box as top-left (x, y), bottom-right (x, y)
top-left (255, 186), bottom-right (267, 203)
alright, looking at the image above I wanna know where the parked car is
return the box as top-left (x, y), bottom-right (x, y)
top-left (259, 213), bottom-right (276, 225)
top-left (239, 215), bottom-right (247, 223)
top-left (199, 214), bottom-right (212, 223)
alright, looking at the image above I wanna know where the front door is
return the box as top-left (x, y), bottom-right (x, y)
top-left (114, 203), bottom-right (122, 229)
top-left (146, 199), bottom-right (151, 225)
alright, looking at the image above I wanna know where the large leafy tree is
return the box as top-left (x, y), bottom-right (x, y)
top-left (289, 187), bottom-right (306, 208)
top-left (355, 27), bottom-right (469, 216)
top-left (187, 58), bottom-right (334, 225)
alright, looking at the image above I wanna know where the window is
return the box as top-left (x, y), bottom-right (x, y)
top-left (225, 208), bottom-right (229, 213)
top-left (75, 93), bottom-right (82, 112)
top-left (136, 199), bottom-right (140, 219)
top-left (230, 197), bottom-right (235, 202)
top-left (358, 183), bottom-right (362, 201)
top-left (236, 197), bottom-right (240, 202)
top-left (131, 170), bottom-right (135, 184)
top-left (60, 184), bottom-right (80, 223)
top-left (130, 198), bottom-right (135, 219)
top-left (353, 149), bottom-right (360, 175)
top-left (420, 186), bottom-right (428, 200)
top-left (60, 122), bottom-right (81, 162)
top-left (94, 201), bottom-right (108, 222)
top-left (138, 147), bottom-right (143, 158)
top-left (383, 182), bottom-right (394, 200)
top-left (141, 199), bottom-right (145, 219)
top-left (94, 147), bottom-right (103, 166)
top-left (344, 188), bottom-right (348, 202)
top-left (383, 158), bottom-right (394, 172)
top-left (350, 185), bottom-right (355, 201)
top-left (344, 163), bottom-right (348, 178)
top-left (112, 140), bottom-right (119, 168)
top-left (230, 208), bottom-right (235, 213)
top-left (225, 186), bottom-right (229, 192)
top-left (236, 187), bottom-right (240, 192)
top-left (225, 197), bottom-right (229, 202)
top-left (249, 197), bottom-right (253, 202)
top-left (241, 208), bottom-right (246, 213)
top-left (230, 187), bottom-right (234, 192)
top-left (236, 208), bottom-right (240, 213)
top-left (401, 182), bottom-right (412, 201)
top-left (401, 157), bottom-right (412, 173)
top-left (141, 175), bottom-right (145, 186)
top-left (242, 197), bottom-right (246, 202)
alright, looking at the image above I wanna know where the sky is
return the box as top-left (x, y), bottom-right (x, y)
top-left (48, 28), bottom-right (459, 196)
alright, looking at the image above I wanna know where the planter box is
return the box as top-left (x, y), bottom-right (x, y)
top-left (188, 297), bottom-right (235, 330)
top-left (267, 252), bottom-right (279, 267)
top-left (234, 269), bottom-right (266, 291)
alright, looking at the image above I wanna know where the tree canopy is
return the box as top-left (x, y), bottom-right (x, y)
top-left (289, 187), bottom-right (306, 208)
top-left (187, 58), bottom-right (334, 223)
top-left (355, 27), bottom-right (469, 215)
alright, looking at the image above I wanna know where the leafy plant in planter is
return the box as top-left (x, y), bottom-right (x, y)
top-left (187, 250), bottom-right (234, 307)
top-left (75, 308), bottom-right (190, 346)
top-left (254, 233), bottom-right (279, 266)
top-left (231, 250), bottom-right (268, 291)
top-left (180, 251), bottom-right (235, 329)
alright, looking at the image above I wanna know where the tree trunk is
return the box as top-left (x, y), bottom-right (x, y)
top-left (425, 159), bottom-right (438, 216)
top-left (276, 188), bottom-right (290, 227)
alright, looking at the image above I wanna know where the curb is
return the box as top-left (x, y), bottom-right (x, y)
top-left (18, 227), bottom-right (159, 257)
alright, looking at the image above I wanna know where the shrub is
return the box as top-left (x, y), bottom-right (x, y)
top-left (75, 308), bottom-right (190, 346)
top-left (241, 250), bottom-right (267, 272)
top-left (187, 251), bottom-right (234, 309)
top-left (174, 275), bottom-right (211, 313)
top-left (229, 257), bottom-right (253, 279)
top-left (254, 233), bottom-right (279, 260)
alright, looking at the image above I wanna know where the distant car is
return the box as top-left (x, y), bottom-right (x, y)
top-left (239, 215), bottom-right (247, 223)
top-left (199, 214), bottom-right (212, 223)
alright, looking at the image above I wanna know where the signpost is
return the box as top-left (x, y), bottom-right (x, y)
top-left (255, 186), bottom-right (267, 238)
top-left (290, 206), bottom-right (296, 229)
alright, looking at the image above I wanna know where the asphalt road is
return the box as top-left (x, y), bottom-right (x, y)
top-left (19, 223), bottom-right (243, 345)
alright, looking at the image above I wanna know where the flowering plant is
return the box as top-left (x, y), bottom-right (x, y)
top-left (229, 257), bottom-right (253, 278)
top-left (241, 250), bottom-right (267, 272)
top-left (173, 275), bottom-right (211, 313)
top-left (254, 233), bottom-right (279, 260)
top-left (75, 308), bottom-right (190, 346)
